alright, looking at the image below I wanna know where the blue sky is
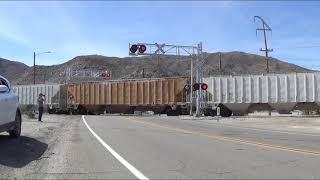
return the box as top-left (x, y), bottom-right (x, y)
top-left (0, 1), bottom-right (320, 70)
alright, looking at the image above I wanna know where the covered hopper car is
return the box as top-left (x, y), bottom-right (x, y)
top-left (13, 77), bottom-right (191, 116)
top-left (203, 72), bottom-right (320, 116)
top-left (12, 84), bottom-right (68, 114)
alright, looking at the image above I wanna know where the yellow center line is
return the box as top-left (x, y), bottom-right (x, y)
top-left (125, 117), bottom-right (320, 156)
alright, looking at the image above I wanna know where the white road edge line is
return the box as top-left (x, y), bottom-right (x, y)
top-left (82, 115), bottom-right (149, 180)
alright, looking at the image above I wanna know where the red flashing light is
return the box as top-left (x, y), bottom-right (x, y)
top-left (139, 44), bottom-right (147, 54)
top-left (193, 83), bottom-right (208, 91)
top-left (101, 71), bottom-right (112, 78)
top-left (106, 71), bottom-right (112, 77)
top-left (101, 72), bottom-right (107, 77)
top-left (193, 83), bottom-right (200, 91)
top-left (130, 44), bottom-right (138, 54)
top-left (201, 83), bottom-right (208, 90)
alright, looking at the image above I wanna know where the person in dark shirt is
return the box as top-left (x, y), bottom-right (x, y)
top-left (38, 93), bottom-right (45, 122)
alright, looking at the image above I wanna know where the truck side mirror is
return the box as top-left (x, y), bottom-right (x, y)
top-left (0, 85), bottom-right (9, 93)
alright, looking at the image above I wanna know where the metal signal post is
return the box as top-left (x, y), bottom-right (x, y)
top-left (129, 42), bottom-right (205, 117)
top-left (195, 42), bottom-right (203, 117)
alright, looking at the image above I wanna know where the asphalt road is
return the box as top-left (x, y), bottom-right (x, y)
top-left (0, 114), bottom-right (320, 179)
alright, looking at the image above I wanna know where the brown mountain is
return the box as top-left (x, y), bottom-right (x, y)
top-left (0, 58), bottom-right (28, 83)
top-left (1, 51), bottom-right (314, 85)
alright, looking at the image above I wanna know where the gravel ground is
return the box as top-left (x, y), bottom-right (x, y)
top-left (0, 114), bottom-right (77, 179)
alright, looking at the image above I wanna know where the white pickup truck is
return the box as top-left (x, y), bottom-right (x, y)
top-left (0, 75), bottom-right (21, 138)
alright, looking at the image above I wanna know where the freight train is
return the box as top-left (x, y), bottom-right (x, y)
top-left (12, 73), bottom-right (320, 116)
top-left (13, 77), bottom-right (191, 116)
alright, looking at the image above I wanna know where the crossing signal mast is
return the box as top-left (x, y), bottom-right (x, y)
top-left (129, 42), bottom-right (205, 117)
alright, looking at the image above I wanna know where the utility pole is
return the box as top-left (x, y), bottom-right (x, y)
top-left (219, 53), bottom-right (222, 74)
top-left (33, 52), bottom-right (36, 85)
top-left (263, 22), bottom-right (269, 73)
top-left (43, 72), bottom-right (46, 84)
top-left (142, 68), bottom-right (145, 78)
top-left (254, 16), bottom-right (273, 74)
top-left (33, 51), bottom-right (51, 85)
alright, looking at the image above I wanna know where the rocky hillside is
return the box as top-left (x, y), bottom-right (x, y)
top-left (1, 51), bottom-right (314, 85)
top-left (0, 58), bottom-right (28, 83)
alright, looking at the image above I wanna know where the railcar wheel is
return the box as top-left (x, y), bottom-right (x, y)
top-left (219, 105), bottom-right (232, 117)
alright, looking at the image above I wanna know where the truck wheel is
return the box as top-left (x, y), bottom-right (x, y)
top-left (9, 111), bottom-right (21, 138)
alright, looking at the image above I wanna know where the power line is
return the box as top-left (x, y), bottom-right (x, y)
top-left (274, 45), bottom-right (320, 49)
top-left (274, 56), bottom-right (320, 62)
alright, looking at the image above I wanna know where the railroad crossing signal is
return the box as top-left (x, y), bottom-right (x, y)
top-left (128, 42), bottom-right (204, 117)
top-left (129, 44), bottom-right (147, 55)
top-left (101, 71), bottom-right (112, 78)
top-left (128, 43), bottom-right (199, 56)
top-left (193, 83), bottom-right (208, 91)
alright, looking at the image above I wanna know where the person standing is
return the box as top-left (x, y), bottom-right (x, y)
top-left (38, 93), bottom-right (45, 122)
